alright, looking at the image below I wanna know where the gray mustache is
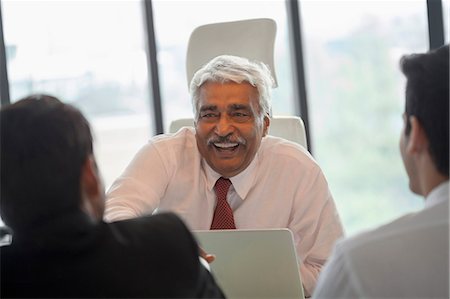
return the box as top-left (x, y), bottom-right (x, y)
top-left (207, 135), bottom-right (246, 145)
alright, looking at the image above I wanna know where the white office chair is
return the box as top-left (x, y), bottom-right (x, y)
top-left (186, 18), bottom-right (278, 88)
top-left (174, 18), bottom-right (308, 149)
top-left (169, 116), bottom-right (307, 148)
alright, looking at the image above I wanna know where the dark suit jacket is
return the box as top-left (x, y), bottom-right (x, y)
top-left (1, 211), bottom-right (225, 298)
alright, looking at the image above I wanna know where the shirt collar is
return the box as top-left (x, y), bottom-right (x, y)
top-left (202, 153), bottom-right (260, 200)
top-left (425, 180), bottom-right (449, 209)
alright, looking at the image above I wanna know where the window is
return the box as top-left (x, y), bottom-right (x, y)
top-left (2, 0), bottom-right (152, 188)
top-left (152, 0), bottom-right (296, 130)
top-left (444, 0), bottom-right (449, 43)
top-left (300, 1), bottom-right (428, 235)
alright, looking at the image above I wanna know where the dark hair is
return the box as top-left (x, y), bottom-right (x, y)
top-left (0, 94), bottom-right (93, 231)
top-left (400, 44), bottom-right (449, 177)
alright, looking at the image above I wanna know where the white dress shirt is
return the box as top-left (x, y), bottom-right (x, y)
top-left (313, 181), bottom-right (449, 299)
top-left (105, 127), bottom-right (344, 296)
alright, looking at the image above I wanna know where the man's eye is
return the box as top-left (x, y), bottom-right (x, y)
top-left (232, 112), bottom-right (249, 118)
top-left (231, 112), bottom-right (251, 122)
top-left (201, 113), bottom-right (218, 118)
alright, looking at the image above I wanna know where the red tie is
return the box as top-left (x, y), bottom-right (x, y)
top-left (210, 177), bottom-right (236, 230)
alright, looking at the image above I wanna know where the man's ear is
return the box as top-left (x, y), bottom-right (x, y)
top-left (406, 116), bottom-right (429, 155)
top-left (262, 115), bottom-right (270, 137)
top-left (80, 155), bottom-right (104, 220)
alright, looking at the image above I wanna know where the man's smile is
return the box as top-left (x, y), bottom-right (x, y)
top-left (210, 142), bottom-right (241, 157)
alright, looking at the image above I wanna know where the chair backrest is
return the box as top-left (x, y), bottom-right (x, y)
top-left (186, 18), bottom-right (278, 89)
top-left (169, 116), bottom-right (307, 149)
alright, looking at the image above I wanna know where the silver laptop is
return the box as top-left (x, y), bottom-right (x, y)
top-left (194, 229), bottom-right (305, 299)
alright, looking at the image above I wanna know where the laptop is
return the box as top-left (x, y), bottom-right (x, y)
top-left (194, 229), bottom-right (305, 299)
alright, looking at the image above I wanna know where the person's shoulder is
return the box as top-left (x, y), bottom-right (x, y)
top-left (150, 127), bottom-right (197, 148)
top-left (339, 216), bottom-right (412, 254)
top-left (338, 203), bottom-right (448, 258)
top-left (109, 212), bottom-right (194, 243)
top-left (106, 213), bottom-right (199, 269)
top-left (332, 203), bottom-right (449, 298)
top-left (260, 135), bottom-right (318, 170)
top-left (142, 127), bottom-right (198, 162)
top-left (104, 215), bottom-right (223, 297)
top-left (261, 135), bottom-right (312, 158)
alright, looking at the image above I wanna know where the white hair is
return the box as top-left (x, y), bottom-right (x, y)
top-left (190, 55), bottom-right (274, 121)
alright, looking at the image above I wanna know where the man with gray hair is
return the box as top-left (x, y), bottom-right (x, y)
top-left (105, 55), bottom-right (343, 296)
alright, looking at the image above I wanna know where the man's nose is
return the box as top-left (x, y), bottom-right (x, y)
top-left (214, 115), bottom-right (234, 137)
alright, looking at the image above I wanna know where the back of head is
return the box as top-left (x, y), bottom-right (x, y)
top-left (0, 95), bottom-right (93, 232)
top-left (401, 44), bottom-right (449, 177)
top-left (189, 55), bottom-right (275, 120)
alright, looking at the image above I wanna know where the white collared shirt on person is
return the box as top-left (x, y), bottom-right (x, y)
top-left (105, 127), bottom-right (344, 296)
top-left (313, 181), bottom-right (449, 299)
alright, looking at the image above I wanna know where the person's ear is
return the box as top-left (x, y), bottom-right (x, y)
top-left (406, 116), bottom-right (428, 155)
top-left (80, 155), bottom-right (104, 220)
top-left (262, 115), bottom-right (270, 137)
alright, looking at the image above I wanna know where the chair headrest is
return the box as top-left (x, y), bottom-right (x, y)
top-left (186, 18), bottom-right (278, 89)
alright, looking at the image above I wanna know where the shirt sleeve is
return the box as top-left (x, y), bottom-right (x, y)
top-left (290, 166), bottom-right (344, 297)
top-left (104, 142), bottom-right (169, 222)
top-left (312, 241), bottom-right (361, 299)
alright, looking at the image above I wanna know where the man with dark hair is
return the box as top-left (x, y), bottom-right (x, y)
top-left (313, 45), bottom-right (449, 298)
top-left (0, 95), bottom-right (225, 298)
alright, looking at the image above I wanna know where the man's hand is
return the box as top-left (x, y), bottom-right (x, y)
top-left (199, 246), bottom-right (216, 263)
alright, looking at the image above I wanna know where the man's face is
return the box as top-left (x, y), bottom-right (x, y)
top-left (195, 81), bottom-right (269, 178)
top-left (399, 114), bottom-right (420, 194)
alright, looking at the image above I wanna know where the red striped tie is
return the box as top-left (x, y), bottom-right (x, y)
top-left (210, 177), bottom-right (236, 230)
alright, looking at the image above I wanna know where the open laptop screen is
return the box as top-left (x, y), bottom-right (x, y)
top-left (194, 229), bottom-right (305, 299)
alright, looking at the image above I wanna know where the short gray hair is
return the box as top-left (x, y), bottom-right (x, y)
top-left (190, 55), bottom-right (274, 121)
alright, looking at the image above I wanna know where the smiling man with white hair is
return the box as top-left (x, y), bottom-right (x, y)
top-left (105, 55), bottom-right (343, 296)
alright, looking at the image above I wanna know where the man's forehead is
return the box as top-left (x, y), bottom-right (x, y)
top-left (199, 103), bottom-right (250, 111)
top-left (199, 82), bottom-right (258, 100)
top-left (199, 81), bottom-right (258, 95)
top-left (200, 80), bottom-right (255, 88)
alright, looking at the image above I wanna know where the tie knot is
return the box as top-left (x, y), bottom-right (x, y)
top-left (214, 177), bottom-right (232, 200)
